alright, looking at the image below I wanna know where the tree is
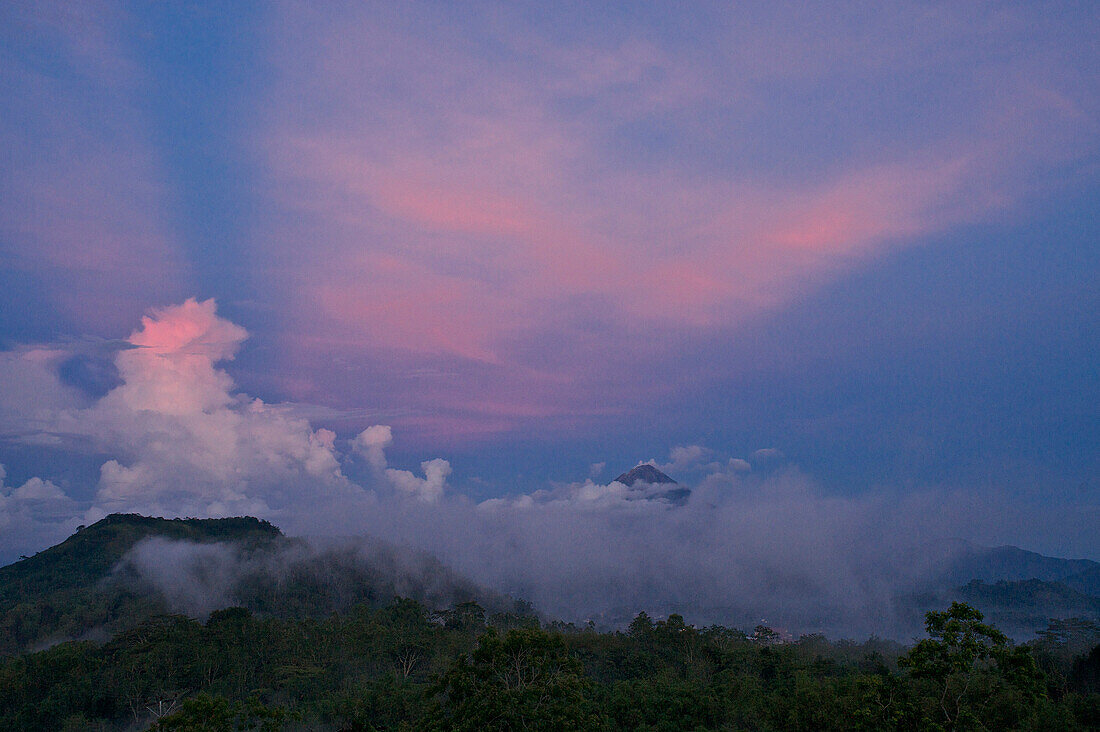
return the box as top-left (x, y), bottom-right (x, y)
top-left (1030, 618), bottom-right (1100, 691)
top-left (427, 628), bottom-right (600, 731)
top-left (433, 601), bottom-right (486, 633)
top-left (152, 694), bottom-right (293, 732)
top-left (751, 625), bottom-right (781, 645)
top-left (899, 602), bottom-right (1044, 730)
top-left (627, 611), bottom-right (653, 639)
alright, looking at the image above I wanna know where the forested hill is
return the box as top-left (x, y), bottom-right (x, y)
top-left (0, 514), bottom-right (281, 608)
top-left (892, 542), bottom-right (1100, 640)
top-left (0, 514), bottom-right (496, 657)
top-left (0, 515), bottom-right (283, 655)
top-left (930, 542), bottom-right (1100, 594)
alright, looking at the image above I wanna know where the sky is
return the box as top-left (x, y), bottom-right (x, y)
top-left (0, 1), bottom-right (1098, 587)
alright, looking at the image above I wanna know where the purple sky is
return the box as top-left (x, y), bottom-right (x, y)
top-left (0, 2), bottom-right (1097, 568)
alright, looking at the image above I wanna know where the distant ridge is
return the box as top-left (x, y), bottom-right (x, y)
top-left (614, 464), bottom-right (677, 486)
top-left (929, 542), bottom-right (1100, 594)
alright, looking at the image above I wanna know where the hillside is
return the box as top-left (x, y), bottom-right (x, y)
top-left (1, 518), bottom-right (1098, 730)
top-left (953, 579), bottom-right (1100, 639)
top-left (0, 514), bottom-right (496, 657)
top-left (1063, 564), bottom-right (1100, 597)
top-left (930, 543), bottom-right (1100, 590)
top-left (0, 514), bottom-right (282, 606)
top-left (0, 514), bottom-right (281, 656)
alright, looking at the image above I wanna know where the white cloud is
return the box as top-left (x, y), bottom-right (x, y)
top-left (668, 444), bottom-right (708, 467)
top-left (90, 300), bottom-right (345, 501)
top-left (0, 464), bottom-right (80, 559)
top-left (1, 300), bottom-right (358, 527)
top-left (353, 424), bottom-right (393, 468)
top-left (386, 458), bottom-right (452, 503)
top-left (353, 424), bottom-right (450, 502)
top-left (653, 444), bottom-right (713, 473)
top-left (106, 298), bottom-right (248, 415)
top-left (479, 472), bottom-right (684, 512)
top-left (0, 347), bottom-right (87, 442)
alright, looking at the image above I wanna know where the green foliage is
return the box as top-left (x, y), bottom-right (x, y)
top-left (151, 693), bottom-right (294, 731)
top-left (0, 514), bottom-right (281, 657)
top-left (1029, 617), bottom-right (1100, 697)
top-left (0, 597), bottom-right (1096, 731)
top-left (428, 628), bottom-right (599, 731)
top-left (1071, 644), bottom-right (1100, 694)
top-left (900, 601), bottom-right (1046, 730)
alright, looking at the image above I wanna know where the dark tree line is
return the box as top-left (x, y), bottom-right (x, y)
top-left (0, 600), bottom-right (1097, 731)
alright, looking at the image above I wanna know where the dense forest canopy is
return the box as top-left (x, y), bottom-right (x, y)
top-left (1, 598), bottom-right (1097, 731)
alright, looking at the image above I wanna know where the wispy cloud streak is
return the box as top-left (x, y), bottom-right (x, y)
top-left (250, 2), bottom-right (1098, 437)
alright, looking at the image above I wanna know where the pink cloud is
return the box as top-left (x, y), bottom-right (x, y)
top-left (247, 3), bottom-right (1098, 440)
top-left (316, 267), bottom-right (504, 364)
top-left (766, 159), bottom-right (969, 256)
top-left (128, 298), bottom-right (248, 359)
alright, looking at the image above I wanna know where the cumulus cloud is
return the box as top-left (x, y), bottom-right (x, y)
top-left (647, 444), bottom-right (716, 475)
top-left (728, 458), bottom-right (752, 472)
top-left (0, 299), bottom-right (359, 537)
top-left (108, 297), bottom-right (248, 415)
top-left (0, 464), bottom-right (80, 559)
top-left (353, 424), bottom-right (451, 502)
top-left (666, 444), bottom-right (709, 469)
top-left (385, 458), bottom-right (452, 503)
top-left (84, 299), bottom-right (349, 514)
top-left (353, 424), bottom-right (393, 468)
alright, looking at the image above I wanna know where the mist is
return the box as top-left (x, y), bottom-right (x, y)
top-left (118, 534), bottom-right (501, 620)
top-left (107, 466), bottom-right (1079, 640)
top-left (284, 466), bottom-right (1048, 639)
